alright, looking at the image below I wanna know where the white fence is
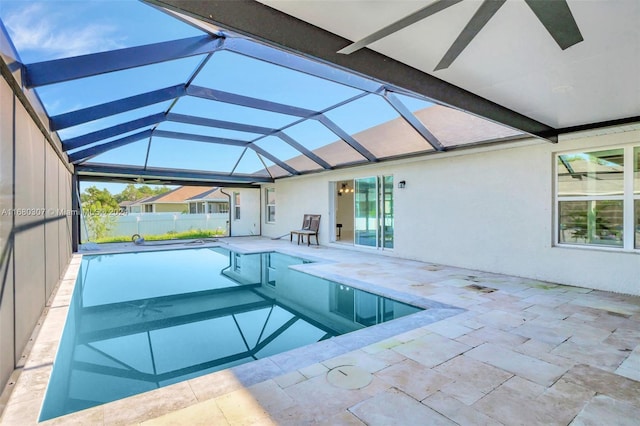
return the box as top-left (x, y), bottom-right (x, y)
top-left (81, 213), bottom-right (229, 241)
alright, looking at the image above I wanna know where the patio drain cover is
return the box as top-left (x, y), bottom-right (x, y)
top-left (326, 365), bottom-right (372, 390)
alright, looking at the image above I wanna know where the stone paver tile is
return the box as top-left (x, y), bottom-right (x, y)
top-left (22, 339), bottom-right (59, 368)
top-left (463, 326), bottom-right (529, 347)
top-left (478, 300), bottom-right (535, 315)
top-left (361, 338), bottom-right (402, 354)
top-left (247, 380), bottom-right (296, 413)
top-left (434, 355), bottom-right (513, 405)
top-left (375, 359), bottom-right (453, 401)
top-left (272, 371), bottom-right (306, 389)
top-left (531, 379), bottom-right (594, 425)
top-left (103, 381), bottom-right (198, 425)
top-left (231, 358), bottom-right (285, 387)
top-left (369, 348), bottom-right (406, 365)
top-left (474, 310), bottom-right (529, 330)
top-left (215, 388), bottom-right (276, 426)
top-left (309, 410), bottom-right (366, 426)
top-left (568, 311), bottom-right (600, 322)
top-left (425, 320), bottom-right (473, 339)
top-left (551, 340), bottom-right (628, 371)
top-left (603, 327), bottom-right (640, 350)
top-left (2, 397), bottom-right (52, 425)
top-left (525, 304), bottom-right (570, 320)
top-left (570, 395), bottom-right (640, 426)
top-left (188, 370), bottom-right (246, 401)
top-left (615, 347), bottom-right (640, 381)
top-left (393, 327), bottom-right (430, 343)
top-left (279, 373), bottom-right (390, 423)
top-left (462, 319), bottom-right (486, 330)
top-left (455, 332), bottom-right (487, 348)
top-left (563, 364), bottom-right (640, 406)
top-left (514, 339), bottom-right (576, 370)
top-left (512, 321), bottom-right (574, 345)
top-left (349, 388), bottom-right (456, 426)
top-left (561, 319), bottom-right (616, 345)
top-left (521, 294), bottom-right (572, 308)
top-left (269, 339), bottom-right (345, 371)
top-left (298, 362), bottom-right (329, 378)
top-left (392, 333), bottom-right (471, 368)
top-left (569, 296), bottom-right (640, 317)
top-left (322, 350), bottom-right (390, 373)
top-left (466, 343), bottom-right (566, 386)
top-left (426, 292), bottom-right (485, 308)
top-left (423, 391), bottom-right (503, 426)
top-left (515, 337), bottom-right (557, 354)
top-left (472, 377), bottom-right (548, 425)
top-left (140, 398), bottom-right (229, 426)
top-left (6, 365), bottom-right (51, 405)
top-left (39, 405), bottom-right (104, 425)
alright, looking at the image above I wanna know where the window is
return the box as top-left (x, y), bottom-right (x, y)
top-left (556, 145), bottom-right (639, 250)
top-left (265, 188), bottom-right (276, 223)
top-left (190, 202), bottom-right (206, 214)
top-left (233, 192), bottom-right (241, 220)
top-left (210, 202), bottom-right (229, 214)
top-left (144, 204), bottom-right (153, 213)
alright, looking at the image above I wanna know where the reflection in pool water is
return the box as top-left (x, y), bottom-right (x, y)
top-left (40, 248), bottom-right (423, 421)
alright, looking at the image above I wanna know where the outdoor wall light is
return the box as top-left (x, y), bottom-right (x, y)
top-left (338, 182), bottom-right (354, 195)
top-left (398, 180), bottom-right (406, 189)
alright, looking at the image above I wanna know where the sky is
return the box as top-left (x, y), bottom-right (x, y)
top-left (0, 0), bottom-right (440, 193)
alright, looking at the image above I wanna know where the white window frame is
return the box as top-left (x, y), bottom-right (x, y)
top-left (265, 187), bottom-right (276, 223)
top-left (233, 192), bottom-right (241, 221)
top-left (554, 143), bottom-right (638, 252)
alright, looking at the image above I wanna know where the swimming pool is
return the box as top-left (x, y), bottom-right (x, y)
top-left (39, 247), bottom-right (426, 420)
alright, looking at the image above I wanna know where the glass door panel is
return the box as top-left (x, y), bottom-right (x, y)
top-left (382, 176), bottom-right (394, 249)
top-left (355, 177), bottom-right (378, 247)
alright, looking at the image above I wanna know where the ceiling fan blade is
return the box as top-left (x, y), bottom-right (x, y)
top-left (337, 0), bottom-right (463, 55)
top-left (524, 0), bottom-right (583, 50)
top-left (434, 0), bottom-right (506, 71)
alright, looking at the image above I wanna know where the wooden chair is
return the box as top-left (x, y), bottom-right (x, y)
top-left (290, 214), bottom-right (321, 246)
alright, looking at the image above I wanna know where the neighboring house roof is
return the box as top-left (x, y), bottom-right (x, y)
top-left (127, 195), bottom-right (157, 206)
top-left (118, 200), bottom-right (136, 207)
top-left (140, 186), bottom-right (216, 204)
top-left (270, 105), bottom-right (523, 175)
top-left (187, 187), bottom-right (229, 202)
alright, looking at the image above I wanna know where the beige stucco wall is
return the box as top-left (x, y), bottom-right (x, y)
top-left (153, 203), bottom-right (188, 213)
top-left (263, 128), bottom-right (639, 295)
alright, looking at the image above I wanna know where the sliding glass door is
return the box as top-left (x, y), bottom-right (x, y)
top-left (354, 176), bottom-right (393, 249)
top-left (382, 176), bottom-right (394, 249)
top-left (355, 177), bottom-right (378, 247)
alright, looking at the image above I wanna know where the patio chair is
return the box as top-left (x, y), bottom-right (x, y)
top-left (290, 214), bottom-right (321, 246)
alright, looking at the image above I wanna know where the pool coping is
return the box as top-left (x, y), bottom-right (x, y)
top-left (0, 242), bottom-right (466, 424)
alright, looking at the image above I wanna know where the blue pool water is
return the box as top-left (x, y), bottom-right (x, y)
top-left (40, 248), bottom-right (423, 420)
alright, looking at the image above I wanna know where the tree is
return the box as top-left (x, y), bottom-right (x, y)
top-left (114, 184), bottom-right (171, 203)
top-left (80, 186), bottom-right (120, 240)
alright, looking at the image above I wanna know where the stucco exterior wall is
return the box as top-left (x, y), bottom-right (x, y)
top-left (263, 129), bottom-right (639, 295)
top-left (152, 203), bottom-right (188, 213)
top-left (229, 188), bottom-right (260, 237)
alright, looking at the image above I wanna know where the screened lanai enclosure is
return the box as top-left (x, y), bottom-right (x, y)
top-left (1, 0), bottom-right (530, 191)
top-left (1, 0), bottom-right (640, 424)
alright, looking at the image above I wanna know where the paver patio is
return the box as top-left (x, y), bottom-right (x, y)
top-left (1, 237), bottom-right (639, 425)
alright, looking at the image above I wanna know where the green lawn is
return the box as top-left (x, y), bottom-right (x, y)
top-left (90, 229), bottom-right (226, 244)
